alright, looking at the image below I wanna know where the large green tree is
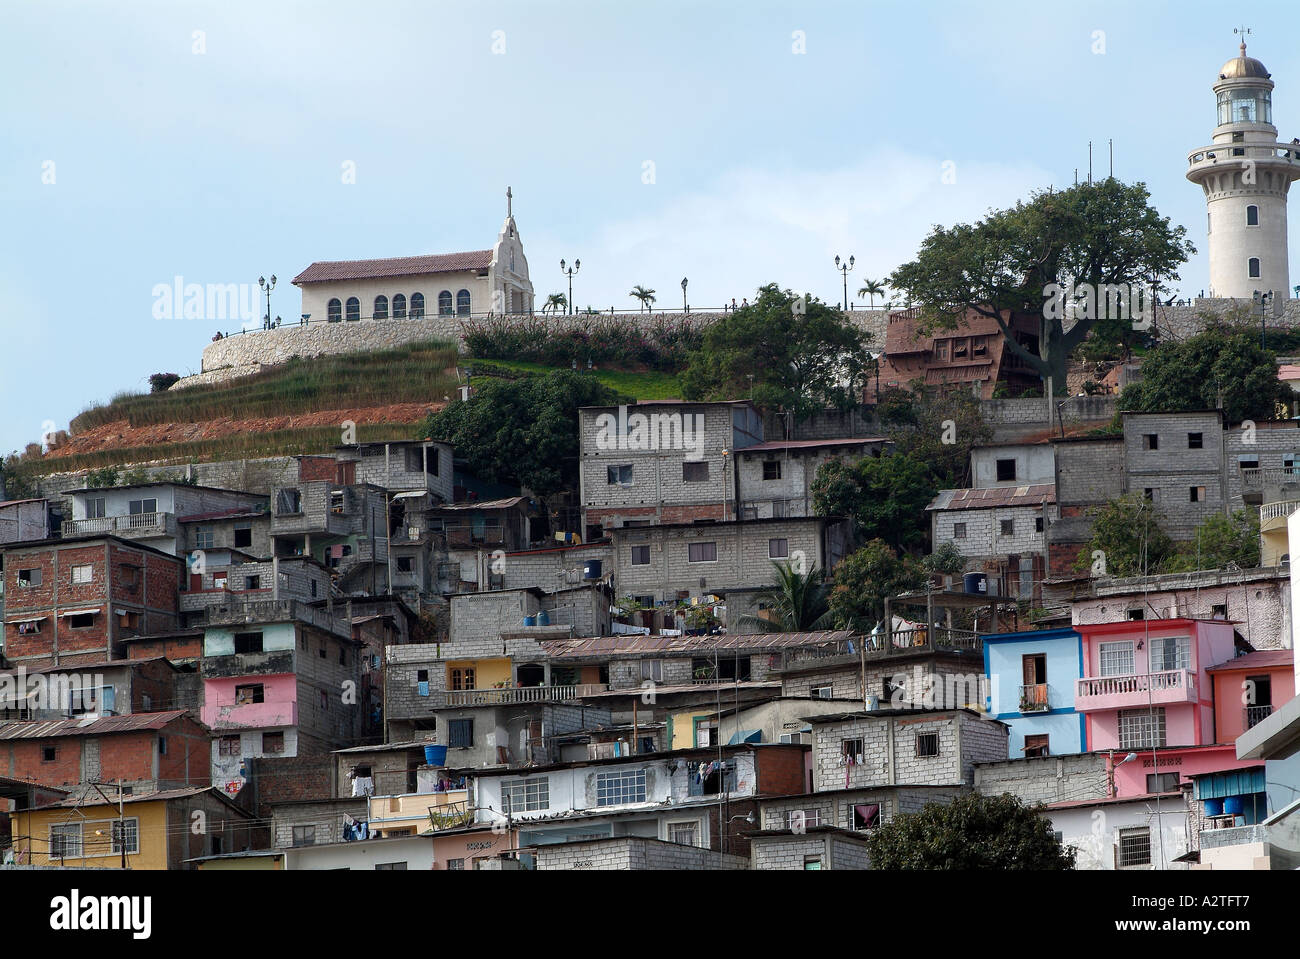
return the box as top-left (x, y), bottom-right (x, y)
top-left (829, 540), bottom-right (929, 632)
top-left (863, 792), bottom-right (1077, 870)
top-left (1167, 510), bottom-right (1261, 572)
top-left (1076, 493), bottom-right (1175, 578)
top-left (811, 452), bottom-right (937, 551)
top-left (875, 384), bottom-right (992, 489)
top-left (1117, 321), bottom-right (1293, 424)
top-left (420, 369), bottom-right (627, 498)
top-left (681, 283), bottom-right (871, 418)
top-left (889, 178), bottom-right (1195, 394)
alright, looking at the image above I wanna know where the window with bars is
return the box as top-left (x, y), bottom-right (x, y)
top-left (668, 821), bottom-right (701, 846)
top-left (1118, 708), bottom-right (1166, 750)
top-left (50, 824), bottom-right (82, 858)
top-left (763, 461), bottom-right (782, 480)
top-left (449, 719), bottom-right (474, 749)
top-left (501, 777), bottom-right (550, 813)
top-left (595, 768), bottom-right (647, 806)
top-left (1149, 636), bottom-right (1190, 673)
top-left (1118, 827), bottom-right (1151, 867)
top-left (916, 733), bottom-right (940, 757)
top-left (785, 808), bottom-right (822, 829)
top-left (1099, 642), bottom-right (1134, 677)
top-left (112, 819), bottom-right (140, 855)
top-left (682, 462), bottom-right (709, 483)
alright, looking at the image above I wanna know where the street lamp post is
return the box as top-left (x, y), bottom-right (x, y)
top-left (681, 277), bottom-right (688, 314)
top-left (560, 259), bottom-right (580, 315)
top-left (1255, 289), bottom-right (1274, 349)
top-left (834, 255), bottom-right (855, 311)
top-left (258, 274), bottom-right (276, 330)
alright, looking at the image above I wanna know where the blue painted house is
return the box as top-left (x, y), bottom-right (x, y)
top-left (982, 627), bottom-right (1085, 759)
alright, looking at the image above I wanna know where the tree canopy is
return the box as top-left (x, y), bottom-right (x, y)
top-left (680, 283), bottom-right (871, 419)
top-left (1076, 493), bottom-right (1175, 578)
top-left (736, 561), bottom-right (834, 633)
top-left (863, 792), bottom-right (1077, 870)
top-left (811, 452), bottom-right (937, 552)
top-left (829, 540), bottom-right (929, 632)
top-left (889, 179), bottom-right (1194, 394)
top-left (875, 384), bottom-right (991, 489)
top-left (420, 369), bottom-right (627, 498)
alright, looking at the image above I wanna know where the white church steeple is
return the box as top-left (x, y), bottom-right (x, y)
top-left (1187, 36), bottom-right (1300, 299)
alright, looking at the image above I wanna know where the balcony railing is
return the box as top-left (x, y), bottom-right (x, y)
top-left (779, 627), bottom-right (980, 671)
top-left (1019, 683), bottom-right (1050, 712)
top-left (204, 599), bottom-right (351, 638)
top-left (1240, 467), bottom-right (1300, 491)
top-left (63, 512), bottom-right (173, 538)
top-left (439, 683), bottom-right (609, 707)
top-left (1260, 500), bottom-right (1300, 525)
top-left (1075, 669), bottom-right (1196, 709)
top-left (1245, 704), bottom-right (1274, 729)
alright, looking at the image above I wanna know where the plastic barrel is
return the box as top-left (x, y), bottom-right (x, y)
top-left (1203, 798), bottom-right (1225, 817)
top-left (424, 745), bottom-right (448, 767)
top-left (1223, 795), bottom-right (1245, 816)
top-left (584, 559), bottom-right (603, 580)
top-left (522, 614), bottom-right (537, 627)
top-left (963, 572), bottom-right (988, 595)
top-left (536, 610), bottom-right (550, 626)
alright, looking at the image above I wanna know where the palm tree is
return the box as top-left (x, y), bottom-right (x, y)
top-left (857, 279), bottom-right (887, 310)
top-left (734, 561), bottom-right (834, 633)
top-left (542, 292), bottom-right (567, 316)
top-left (629, 285), bottom-right (657, 313)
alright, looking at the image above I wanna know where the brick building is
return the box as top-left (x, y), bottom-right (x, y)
top-left (875, 307), bottom-right (1042, 400)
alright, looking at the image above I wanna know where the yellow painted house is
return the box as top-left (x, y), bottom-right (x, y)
top-left (9, 786), bottom-right (260, 871)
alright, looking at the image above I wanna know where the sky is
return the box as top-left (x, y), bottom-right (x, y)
top-left (3, 0), bottom-right (1299, 456)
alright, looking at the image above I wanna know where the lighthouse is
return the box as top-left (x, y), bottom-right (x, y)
top-left (1187, 40), bottom-right (1300, 299)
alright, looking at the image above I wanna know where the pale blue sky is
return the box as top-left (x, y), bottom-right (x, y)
top-left (3, 0), bottom-right (1298, 456)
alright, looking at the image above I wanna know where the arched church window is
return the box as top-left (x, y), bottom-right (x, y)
top-left (374, 295), bottom-right (389, 320)
top-left (1249, 257), bottom-right (1261, 278)
top-left (1247, 205), bottom-right (1259, 226)
top-left (327, 298), bottom-right (342, 323)
top-left (410, 292), bottom-right (425, 318)
top-left (393, 294), bottom-right (407, 319)
top-left (345, 297), bottom-right (360, 321)
top-left (438, 291), bottom-right (454, 315)
top-left (457, 289), bottom-right (471, 316)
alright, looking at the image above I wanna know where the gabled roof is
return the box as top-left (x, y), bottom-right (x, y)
top-left (1206, 649), bottom-right (1295, 672)
top-left (0, 710), bottom-right (193, 740)
top-left (293, 251), bottom-right (493, 284)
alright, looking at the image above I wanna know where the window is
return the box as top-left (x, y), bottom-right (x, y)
top-left (213, 572), bottom-right (228, 590)
top-left (1239, 453), bottom-right (1261, 471)
top-left (292, 825), bottom-right (316, 847)
top-left (396, 556), bottom-right (414, 573)
top-left (193, 527), bottom-right (214, 550)
top-left (1099, 641), bottom-right (1134, 677)
top-left (595, 768), bottom-right (647, 806)
top-left (841, 738), bottom-right (864, 761)
top-left (375, 861), bottom-right (408, 870)
top-left (803, 856), bottom-right (823, 870)
top-left (66, 563), bottom-right (94, 587)
top-left (244, 575), bottom-right (261, 591)
top-left (327, 298), bottom-right (342, 322)
top-left (668, 821), bottom-right (700, 847)
top-left (373, 295), bottom-right (389, 319)
top-left (392, 293), bottom-right (407, 319)
top-left (768, 538), bottom-right (789, 559)
top-left (66, 613), bottom-right (94, 629)
top-left (456, 289), bottom-right (471, 316)
top-left (410, 292), bottom-right (425, 318)
top-left (219, 736), bottom-right (241, 756)
top-left (640, 660), bottom-right (663, 682)
top-left (1127, 608), bottom-right (1145, 621)
top-left (42, 746), bottom-right (57, 762)
top-left (1143, 434), bottom-right (1158, 451)
top-left (1247, 205), bottom-right (1259, 226)
top-left (811, 684), bottom-right (833, 699)
top-left (128, 498), bottom-right (157, 516)
top-left (1187, 432), bottom-right (1203, 449)
top-left (1035, 516), bottom-right (1044, 533)
top-left (1149, 636), bottom-right (1191, 673)
top-left (446, 858), bottom-right (465, 870)
top-left (110, 819), bottom-right (140, 857)
top-left (449, 666), bottom-right (476, 691)
top-left (606, 465), bottom-right (632, 486)
top-left (953, 523), bottom-right (967, 539)
top-left (438, 290), bottom-right (454, 315)
top-left (1118, 708), bottom-right (1166, 750)
top-left (916, 733), bottom-right (940, 757)
top-left (235, 684), bottom-right (265, 705)
top-left (86, 497), bottom-right (106, 519)
top-left (687, 542), bottom-right (717, 563)
top-left (786, 808), bottom-right (822, 829)
top-left (850, 803), bottom-right (881, 830)
top-left (1024, 734), bottom-right (1049, 758)
top-left (449, 719), bottom-right (474, 748)
top-left (1211, 603), bottom-right (1227, 619)
top-left (1118, 827), bottom-right (1151, 867)
top-left (1190, 486), bottom-right (1205, 503)
top-left (996, 458), bottom-right (1017, 482)
top-left (345, 296), bottom-right (361, 321)
top-left (276, 488), bottom-right (301, 514)
top-left (630, 545), bottom-right (650, 566)
top-left (262, 731), bottom-right (285, 754)
top-left (501, 777), bottom-right (550, 812)
top-left (1147, 772), bottom-right (1180, 793)
top-left (50, 824), bottom-right (82, 858)
top-left (234, 631), bottom-right (264, 654)
top-left (1143, 488), bottom-right (1155, 501)
top-left (1249, 257), bottom-right (1261, 279)
top-left (231, 522), bottom-right (252, 549)
top-left (1000, 519), bottom-right (1014, 536)
top-left (682, 461), bottom-right (709, 483)
top-left (18, 568), bottom-right (41, 587)
top-left (763, 461), bottom-right (782, 481)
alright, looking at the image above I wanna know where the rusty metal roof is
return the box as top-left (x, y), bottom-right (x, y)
top-left (928, 484), bottom-right (1055, 512)
top-left (0, 710), bottom-right (191, 740)
top-left (539, 629), bottom-right (851, 659)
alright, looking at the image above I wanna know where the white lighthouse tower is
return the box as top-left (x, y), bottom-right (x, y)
top-left (1187, 39), bottom-right (1300, 299)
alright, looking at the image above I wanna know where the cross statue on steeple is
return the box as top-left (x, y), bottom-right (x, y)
top-left (1235, 25), bottom-right (1251, 53)
top-left (507, 186), bottom-right (512, 217)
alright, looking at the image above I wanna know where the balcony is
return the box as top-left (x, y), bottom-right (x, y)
top-left (438, 683), bottom-right (609, 707)
top-left (1074, 669), bottom-right (1197, 711)
top-left (204, 599), bottom-right (351, 638)
top-left (63, 512), bottom-right (174, 539)
top-left (201, 648), bottom-right (297, 680)
top-left (202, 698), bottom-right (297, 731)
top-left (779, 627), bottom-right (981, 672)
top-left (446, 526), bottom-right (506, 548)
top-left (1019, 683), bottom-right (1050, 712)
top-left (367, 790), bottom-right (472, 834)
top-left (1240, 467), bottom-right (1300, 492)
top-left (1245, 704), bottom-right (1274, 729)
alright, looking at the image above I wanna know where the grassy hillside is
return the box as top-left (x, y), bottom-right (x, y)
top-left (468, 358), bottom-right (682, 400)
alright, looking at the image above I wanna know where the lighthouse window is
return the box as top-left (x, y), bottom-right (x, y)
top-left (1249, 257), bottom-right (1261, 278)
top-left (1247, 205), bottom-right (1259, 226)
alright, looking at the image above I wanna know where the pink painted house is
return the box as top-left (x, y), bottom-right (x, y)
top-left (1206, 649), bottom-right (1296, 745)
top-left (201, 674), bottom-right (299, 730)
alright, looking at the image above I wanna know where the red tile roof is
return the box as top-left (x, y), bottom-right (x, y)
top-left (1206, 649), bottom-right (1295, 672)
top-left (293, 251), bottom-right (493, 284)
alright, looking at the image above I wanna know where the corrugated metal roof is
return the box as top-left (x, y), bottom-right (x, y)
top-left (0, 710), bottom-right (190, 740)
top-left (539, 630), bottom-right (851, 659)
top-left (435, 496), bottom-right (527, 511)
top-left (928, 484), bottom-right (1055, 512)
top-left (1206, 649), bottom-right (1295, 672)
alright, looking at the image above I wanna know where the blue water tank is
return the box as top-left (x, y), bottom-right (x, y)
top-left (522, 614), bottom-right (537, 627)
top-left (1203, 797), bottom-right (1225, 817)
top-left (536, 610), bottom-right (550, 626)
top-left (584, 559), bottom-right (603, 580)
top-left (963, 572), bottom-right (988, 595)
top-left (424, 745), bottom-right (448, 767)
top-left (1223, 795), bottom-right (1245, 816)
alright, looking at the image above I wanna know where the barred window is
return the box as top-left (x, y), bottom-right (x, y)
top-left (1149, 636), bottom-right (1190, 673)
top-left (595, 768), bottom-right (647, 806)
top-left (50, 824), bottom-right (82, 858)
top-left (1118, 708), bottom-right (1166, 750)
top-left (1099, 641), bottom-right (1134, 677)
top-left (112, 818), bottom-right (140, 855)
top-left (916, 733), bottom-right (940, 757)
top-left (1118, 827), bottom-right (1151, 867)
top-left (786, 808), bottom-right (822, 829)
top-left (501, 777), bottom-right (549, 813)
